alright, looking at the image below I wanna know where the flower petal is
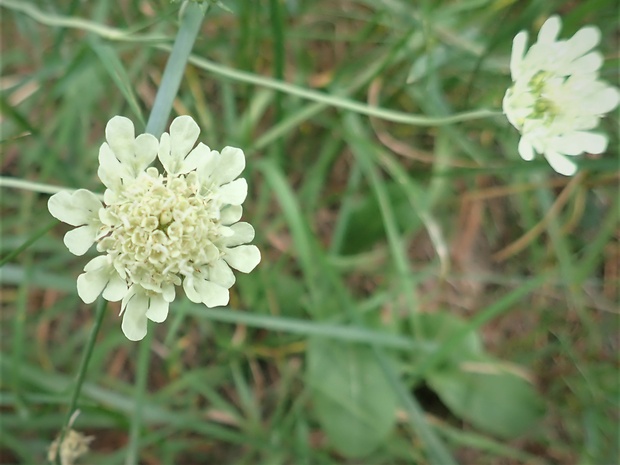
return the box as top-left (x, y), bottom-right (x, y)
top-left (131, 133), bottom-right (158, 175)
top-left (221, 205), bottom-right (243, 225)
top-left (510, 31), bottom-right (528, 80)
top-left (98, 143), bottom-right (128, 190)
top-left (121, 286), bottom-right (149, 341)
top-left (219, 178), bottom-right (248, 205)
top-left (182, 142), bottom-right (209, 174)
top-left (77, 257), bottom-right (110, 304)
top-left (224, 244), bottom-right (261, 273)
top-left (64, 225), bottom-right (98, 256)
top-left (209, 259), bottom-right (236, 288)
top-left (170, 115), bottom-right (200, 163)
top-left (162, 283), bottom-right (176, 302)
top-left (146, 294), bottom-right (169, 323)
top-left (517, 137), bottom-right (536, 161)
top-left (537, 16), bottom-right (561, 45)
top-left (183, 275), bottom-right (230, 307)
top-left (48, 189), bottom-right (102, 226)
top-left (565, 52), bottom-right (603, 76)
top-left (545, 151), bottom-right (577, 176)
top-left (554, 132), bottom-right (608, 155)
top-left (158, 132), bottom-right (173, 174)
top-left (197, 147), bottom-right (219, 181)
top-left (214, 146), bottom-right (246, 185)
top-left (102, 274), bottom-right (129, 301)
top-left (221, 222), bottom-right (255, 247)
top-left (566, 26), bottom-right (601, 59)
top-left (106, 116), bottom-right (135, 164)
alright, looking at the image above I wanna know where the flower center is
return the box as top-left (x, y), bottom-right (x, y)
top-left (526, 72), bottom-right (559, 122)
top-left (98, 167), bottom-right (222, 292)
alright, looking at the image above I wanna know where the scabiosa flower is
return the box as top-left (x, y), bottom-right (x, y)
top-left (503, 15), bottom-right (620, 175)
top-left (48, 115), bottom-right (261, 341)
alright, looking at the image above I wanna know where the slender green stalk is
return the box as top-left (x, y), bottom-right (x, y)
top-left (54, 299), bottom-right (107, 465)
top-left (268, 0), bottom-right (285, 164)
top-left (1, 0), bottom-right (500, 129)
top-left (0, 176), bottom-right (78, 196)
top-left (0, 0), bottom-right (167, 42)
top-left (0, 219), bottom-right (57, 267)
top-left (145, 2), bottom-right (207, 137)
top-left (125, 330), bottom-right (153, 465)
top-left (183, 51), bottom-right (500, 126)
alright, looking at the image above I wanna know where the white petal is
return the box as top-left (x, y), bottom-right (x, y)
top-left (219, 178), bottom-right (248, 205)
top-left (131, 133), bottom-right (158, 174)
top-left (220, 205), bottom-right (243, 225)
top-left (545, 151), bottom-right (577, 176)
top-left (510, 31), bottom-right (528, 80)
top-left (64, 225), bottom-right (98, 256)
top-left (584, 87), bottom-right (620, 115)
top-left (83, 255), bottom-right (109, 272)
top-left (224, 245), bottom-right (261, 273)
top-left (221, 222), bottom-right (255, 247)
top-left (181, 142), bottom-right (209, 174)
top-left (102, 274), bottom-right (128, 301)
top-left (209, 259), bottom-right (236, 288)
top-left (566, 26), bottom-right (601, 59)
top-left (214, 146), bottom-right (246, 185)
top-left (79, 256), bottom-right (126, 300)
top-left (162, 283), bottom-right (176, 302)
top-left (146, 294), bottom-right (169, 323)
top-left (182, 275), bottom-right (202, 303)
top-left (197, 147), bottom-right (218, 181)
top-left (565, 52), bottom-right (603, 75)
top-left (183, 275), bottom-right (230, 307)
top-left (555, 132), bottom-right (608, 155)
top-left (199, 281), bottom-right (230, 307)
top-left (170, 115), bottom-right (200, 163)
top-left (518, 137), bottom-right (536, 161)
top-left (98, 143), bottom-right (127, 189)
top-left (537, 16), bottom-right (561, 45)
top-left (106, 116), bottom-right (135, 164)
top-left (121, 287), bottom-right (149, 341)
top-left (158, 132), bottom-right (174, 174)
top-left (77, 262), bottom-right (109, 304)
top-left (48, 189), bottom-right (102, 226)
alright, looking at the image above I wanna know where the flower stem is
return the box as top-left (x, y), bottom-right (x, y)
top-left (0, 219), bottom-right (57, 267)
top-left (0, 176), bottom-right (72, 196)
top-left (124, 329), bottom-right (153, 465)
top-left (54, 298), bottom-right (107, 465)
top-left (144, 1), bottom-right (207, 137)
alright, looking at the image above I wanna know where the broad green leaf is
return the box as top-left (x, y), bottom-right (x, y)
top-left (341, 183), bottom-right (421, 255)
top-left (416, 312), bottom-right (484, 366)
top-left (428, 357), bottom-right (545, 438)
top-left (307, 338), bottom-right (397, 458)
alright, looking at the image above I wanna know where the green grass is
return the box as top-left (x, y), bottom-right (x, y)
top-left (1, 0), bottom-right (619, 464)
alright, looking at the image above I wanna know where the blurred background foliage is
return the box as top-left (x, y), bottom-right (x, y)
top-left (1, 0), bottom-right (618, 464)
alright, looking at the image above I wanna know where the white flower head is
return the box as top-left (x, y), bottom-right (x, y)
top-left (48, 115), bottom-right (261, 341)
top-left (503, 15), bottom-right (620, 175)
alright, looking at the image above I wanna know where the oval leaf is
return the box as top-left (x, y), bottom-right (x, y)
top-left (307, 338), bottom-right (397, 458)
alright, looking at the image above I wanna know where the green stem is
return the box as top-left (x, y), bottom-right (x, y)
top-left (0, 0), bottom-right (501, 129)
top-left (183, 51), bottom-right (500, 126)
top-left (144, 2), bottom-right (207, 137)
top-left (0, 177), bottom-right (75, 196)
top-left (0, 219), bottom-right (57, 267)
top-left (124, 330), bottom-right (153, 465)
top-left (54, 298), bottom-right (107, 465)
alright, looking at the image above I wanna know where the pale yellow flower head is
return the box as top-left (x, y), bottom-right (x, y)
top-left (48, 116), bottom-right (261, 340)
top-left (503, 16), bottom-right (619, 175)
